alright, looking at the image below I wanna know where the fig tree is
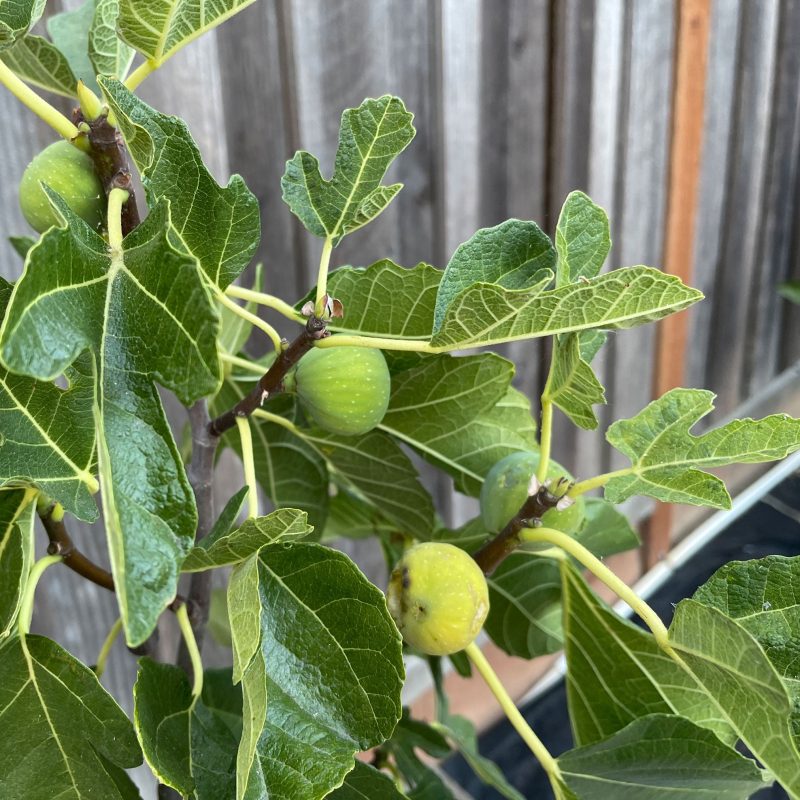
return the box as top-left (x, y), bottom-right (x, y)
top-left (292, 345), bottom-right (391, 436)
top-left (19, 140), bottom-right (105, 234)
top-left (386, 542), bottom-right (489, 656)
top-left (480, 451), bottom-right (585, 534)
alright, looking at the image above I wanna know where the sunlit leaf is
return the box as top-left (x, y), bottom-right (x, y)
top-left (90, 0), bottom-right (134, 80)
top-left (555, 190), bottom-right (610, 287)
top-left (431, 267), bottom-right (702, 349)
top-left (0, 196), bottom-right (219, 645)
top-left (101, 77), bottom-right (260, 290)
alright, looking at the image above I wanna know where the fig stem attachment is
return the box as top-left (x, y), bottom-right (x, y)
top-left (314, 237), bottom-right (334, 316)
top-left (224, 284), bottom-right (305, 323)
top-left (176, 602), bottom-right (204, 699)
top-left (236, 416), bottom-right (259, 518)
top-left (465, 641), bottom-right (563, 784)
top-left (94, 618), bottom-right (123, 679)
top-left (0, 61), bottom-right (85, 146)
top-left (18, 554), bottom-right (63, 636)
top-left (521, 527), bottom-right (671, 649)
top-left (567, 467), bottom-right (633, 498)
top-left (216, 290), bottom-right (283, 353)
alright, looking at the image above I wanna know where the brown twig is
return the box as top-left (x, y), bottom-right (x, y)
top-left (472, 480), bottom-right (570, 574)
top-left (209, 315), bottom-right (328, 436)
top-left (74, 109), bottom-right (141, 235)
top-left (38, 505), bottom-right (115, 591)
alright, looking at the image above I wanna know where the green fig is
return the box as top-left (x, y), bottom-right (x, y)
top-left (293, 346), bottom-right (391, 436)
top-left (480, 451), bottom-right (584, 534)
top-left (387, 542), bottom-right (489, 656)
top-left (19, 141), bottom-right (105, 234)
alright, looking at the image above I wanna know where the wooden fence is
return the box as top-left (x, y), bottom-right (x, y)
top-left (1, 0), bottom-right (799, 793)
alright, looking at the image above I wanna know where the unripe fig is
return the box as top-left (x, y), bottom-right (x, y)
top-left (292, 346), bottom-right (391, 436)
top-left (19, 141), bottom-right (105, 234)
top-left (480, 451), bottom-right (585, 534)
top-left (386, 542), bottom-right (489, 656)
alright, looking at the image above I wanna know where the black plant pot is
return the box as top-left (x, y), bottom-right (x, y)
top-left (445, 472), bottom-right (800, 799)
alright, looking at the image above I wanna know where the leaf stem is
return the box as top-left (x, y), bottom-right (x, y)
top-left (224, 285), bottom-right (305, 323)
top-left (252, 408), bottom-right (302, 435)
top-left (176, 603), bottom-right (203, 698)
top-left (0, 61), bottom-right (85, 144)
top-left (216, 291), bottom-right (283, 352)
top-left (107, 188), bottom-right (129, 251)
top-left (537, 352), bottom-right (556, 483)
top-left (95, 617), bottom-right (123, 678)
top-left (124, 60), bottom-right (156, 92)
top-left (315, 334), bottom-right (442, 353)
top-left (315, 237), bottom-right (334, 315)
top-left (236, 416), bottom-right (259, 518)
top-left (18, 554), bottom-right (63, 636)
top-left (465, 642), bottom-right (562, 782)
top-left (521, 527), bottom-right (670, 648)
top-left (219, 352), bottom-right (265, 375)
top-left (568, 468), bottom-right (632, 498)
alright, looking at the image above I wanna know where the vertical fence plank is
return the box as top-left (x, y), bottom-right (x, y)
top-left (745, 0), bottom-right (800, 391)
top-left (648, 0), bottom-right (712, 565)
top-left (607, 0), bottom-right (675, 466)
top-left (705, 0), bottom-right (780, 417)
top-left (686, 0), bottom-right (741, 394)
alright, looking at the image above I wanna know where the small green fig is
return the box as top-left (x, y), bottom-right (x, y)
top-left (480, 451), bottom-right (585, 534)
top-left (386, 542), bottom-right (489, 656)
top-left (19, 140), bottom-right (105, 234)
top-left (292, 346), bottom-right (391, 436)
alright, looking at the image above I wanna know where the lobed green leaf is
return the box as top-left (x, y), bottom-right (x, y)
top-left (605, 388), bottom-right (800, 508)
top-left (46, 0), bottom-right (96, 90)
top-left (555, 190), bottom-right (611, 287)
top-left (0, 278), bottom-right (98, 520)
top-left (90, 0), bottom-right (133, 80)
top-left (281, 96), bottom-right (415, 246)
top-left (327, 761), bottom-right (409, 799)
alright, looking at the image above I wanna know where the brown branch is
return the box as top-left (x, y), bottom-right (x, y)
top-left (74, 109), bottom-right (141, 236)
top-left (209, 315), bottom-right (329, 437)
top-left (472, 480), bottom-right (570, 574)
top-left (38, 505), bottom-right (115, 591)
